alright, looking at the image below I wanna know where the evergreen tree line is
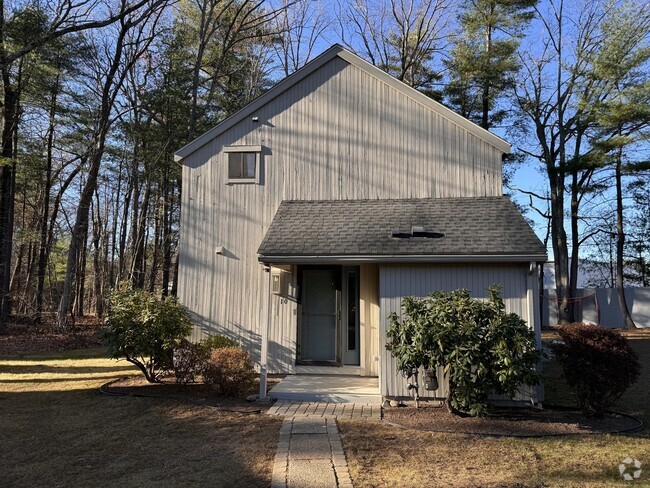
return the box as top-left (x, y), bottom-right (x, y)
top-left (0, 0), bottom-right (648, 329)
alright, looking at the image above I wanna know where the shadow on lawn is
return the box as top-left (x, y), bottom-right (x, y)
top-left (0, 355), bottom-right (281, 488)
top-left (0, 364), bottom-right (137, 375)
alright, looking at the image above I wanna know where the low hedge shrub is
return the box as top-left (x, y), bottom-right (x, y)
top-left (104, 286), bottom-right (192, 383)
top-left (552, 323), bottom-right (640, 417)
top-left (173, 340), bottom-right (210, 385)
top-left (199, 334), bottom-right (237, 353)
top-left (203, 346), bottom-right (256, 397)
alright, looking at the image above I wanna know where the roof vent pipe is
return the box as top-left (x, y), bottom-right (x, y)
top-left (411, 226), bottom-right (426, 236)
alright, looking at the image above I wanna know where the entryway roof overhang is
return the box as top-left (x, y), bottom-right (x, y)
top-left (257, 197), bottom-right (548, 265)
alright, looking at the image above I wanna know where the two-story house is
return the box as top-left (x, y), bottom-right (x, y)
top-left (174, 45), bottom-right (547, 403)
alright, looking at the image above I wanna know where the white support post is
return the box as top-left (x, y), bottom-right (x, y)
top-left (259, 266), bottom-right (272, 399)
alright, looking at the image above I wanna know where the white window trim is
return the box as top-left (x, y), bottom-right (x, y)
top-left (224, 145), bottom-right (263, 184)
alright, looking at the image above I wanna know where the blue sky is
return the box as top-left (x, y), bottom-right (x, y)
top-left (268, 0), bottom-right (649, 261)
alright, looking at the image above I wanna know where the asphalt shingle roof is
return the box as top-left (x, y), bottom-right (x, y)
top-left (257, 197), bottom-right (547, 261)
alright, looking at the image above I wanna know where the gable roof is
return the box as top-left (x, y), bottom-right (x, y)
top-left (258, 197), bottom-right (547, 263)
top-left (175, 45), bottom-right (511, 162)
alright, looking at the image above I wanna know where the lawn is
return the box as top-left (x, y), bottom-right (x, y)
top-left (2, 337), bottom-right (648, 487)
top-left (339, 337), bottom-right (650, 488)
top-left (0, 348), bottom-right (282, 488)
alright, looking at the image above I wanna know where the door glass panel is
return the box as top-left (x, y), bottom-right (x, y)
top-left (304, 271), bottom-right (337, 314)
top-left (343, 268), bottom-right (360, 366)
top-left (347, 272), bottom-right (356, 350)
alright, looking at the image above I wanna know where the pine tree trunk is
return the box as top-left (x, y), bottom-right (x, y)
top-left (481, 21), bottom-right (493, 130)
top-left (23, 241), bottom-right (37, 314)
top-left (0, 84), bottom-right (18, 327)
top-left (9, 240), bottom-right (24, 312)
top-left (92, 194), bottom-right (104, 317)
top-left (128, 153), bottom-right (141, 281)
top-left (615, 143), bottom-right (636, 329)
top-left (548, 164), bottom-right (571, 324)
top-left (130, 183), bottom-right (150, 288)
top-left (36, 70), bottom-right (60, 322)
top-left (118, 180), bottom-right (133, 282)
top-left (553, 13), bottom-right (572, 325)
top-left (74, 224), bottom-right (89, 317)
top-left (161, 176), bottom-right (171, 296)
top-left (569, 170), bottom-right (580, 323)
top-left (109, 158), bottom-right (124, 289)
top-left (59, 143), bottom-right (104, 327)
top-left (148, 192), bottom-right (161, 293)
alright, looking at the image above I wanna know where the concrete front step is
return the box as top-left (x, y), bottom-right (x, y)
top-left (270, 391), bottom-right (382, 403)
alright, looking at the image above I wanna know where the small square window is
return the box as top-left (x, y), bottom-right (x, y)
top-left (228, 152), bottom-right (256, 179)
top-left (224, 145), bottom-right (262, 184)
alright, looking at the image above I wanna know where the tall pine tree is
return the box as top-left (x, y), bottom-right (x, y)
top-left (589, 0), bottom-right (650, 328)
top-left (445, 0), bottom-right (536, 129)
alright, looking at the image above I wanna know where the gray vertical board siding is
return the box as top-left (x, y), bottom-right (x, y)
top-left (379, 264), bottom-right (538, 402)
top-left (542, 288), bottom-right (650, 328)
top-left (178, 57), bottom-right (506, 373)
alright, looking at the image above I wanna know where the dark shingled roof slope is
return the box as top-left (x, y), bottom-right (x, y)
top-left (258, 197), bottom-right (547, 261)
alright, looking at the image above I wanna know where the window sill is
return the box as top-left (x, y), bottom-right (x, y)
top-left (226, 179), bottom-right (258, 185)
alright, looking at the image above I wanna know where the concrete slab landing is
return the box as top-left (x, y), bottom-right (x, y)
top-left (268, 375), bottom-right (381, 404)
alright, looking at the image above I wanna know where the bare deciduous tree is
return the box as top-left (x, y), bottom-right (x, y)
top-left (338, 0), bottom-right (453, 94)
top-left (58, 0), bottom-right (168, 327)
top-left (0, 0), bottom-right (159, 328)
top-left (271, 0), bottom-right (331, 76)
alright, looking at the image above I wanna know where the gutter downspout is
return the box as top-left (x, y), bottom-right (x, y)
top-left (259, 266), bottom-right (272, 399)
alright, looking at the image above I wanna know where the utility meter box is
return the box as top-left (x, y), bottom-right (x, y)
top-left (424, 369), bottom-right (439, 391)
top-left (271, 269), bottom-right (286, 296)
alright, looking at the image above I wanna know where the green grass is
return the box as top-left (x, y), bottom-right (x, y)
top-left (0, 348), bottom-right (282, 488)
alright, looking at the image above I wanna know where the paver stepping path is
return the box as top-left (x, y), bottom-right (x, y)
top-left (268, 402), bottom-right (380, 487)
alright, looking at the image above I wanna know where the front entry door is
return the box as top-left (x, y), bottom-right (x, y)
top-left (300, 268), bottom-right (338, 362)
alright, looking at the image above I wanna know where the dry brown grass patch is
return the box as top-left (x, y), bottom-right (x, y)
top-left (0, 349), bottom-right (282, 487)
top-left (340, 337), bottom-right (650, 487)
top-left (339, 419), bottom-right (650, 487)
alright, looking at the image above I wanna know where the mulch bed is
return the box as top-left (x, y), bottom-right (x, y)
top-left (542, 327), bottom-right (650, 341)
top-left (102, 375), bottom-right (284, 412)
top-left (0, 316), bottom-right (104, 356)
top-left (382, 404), bottom-right (643, 437)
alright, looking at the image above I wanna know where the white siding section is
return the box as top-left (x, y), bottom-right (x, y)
top-left (542, 287), bottom-right (650, 329)
top-left (360, 264), bottom-right (380, 376)
top-left (379, 264), bottom-right (538, 403)
top-left (179, 57), bottom-right (505, 373)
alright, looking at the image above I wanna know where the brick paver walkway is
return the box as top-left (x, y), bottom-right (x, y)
top-left (268, 402), bottom-right (380, 487)
top-left (267, 401), bottom-right (380, 420)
